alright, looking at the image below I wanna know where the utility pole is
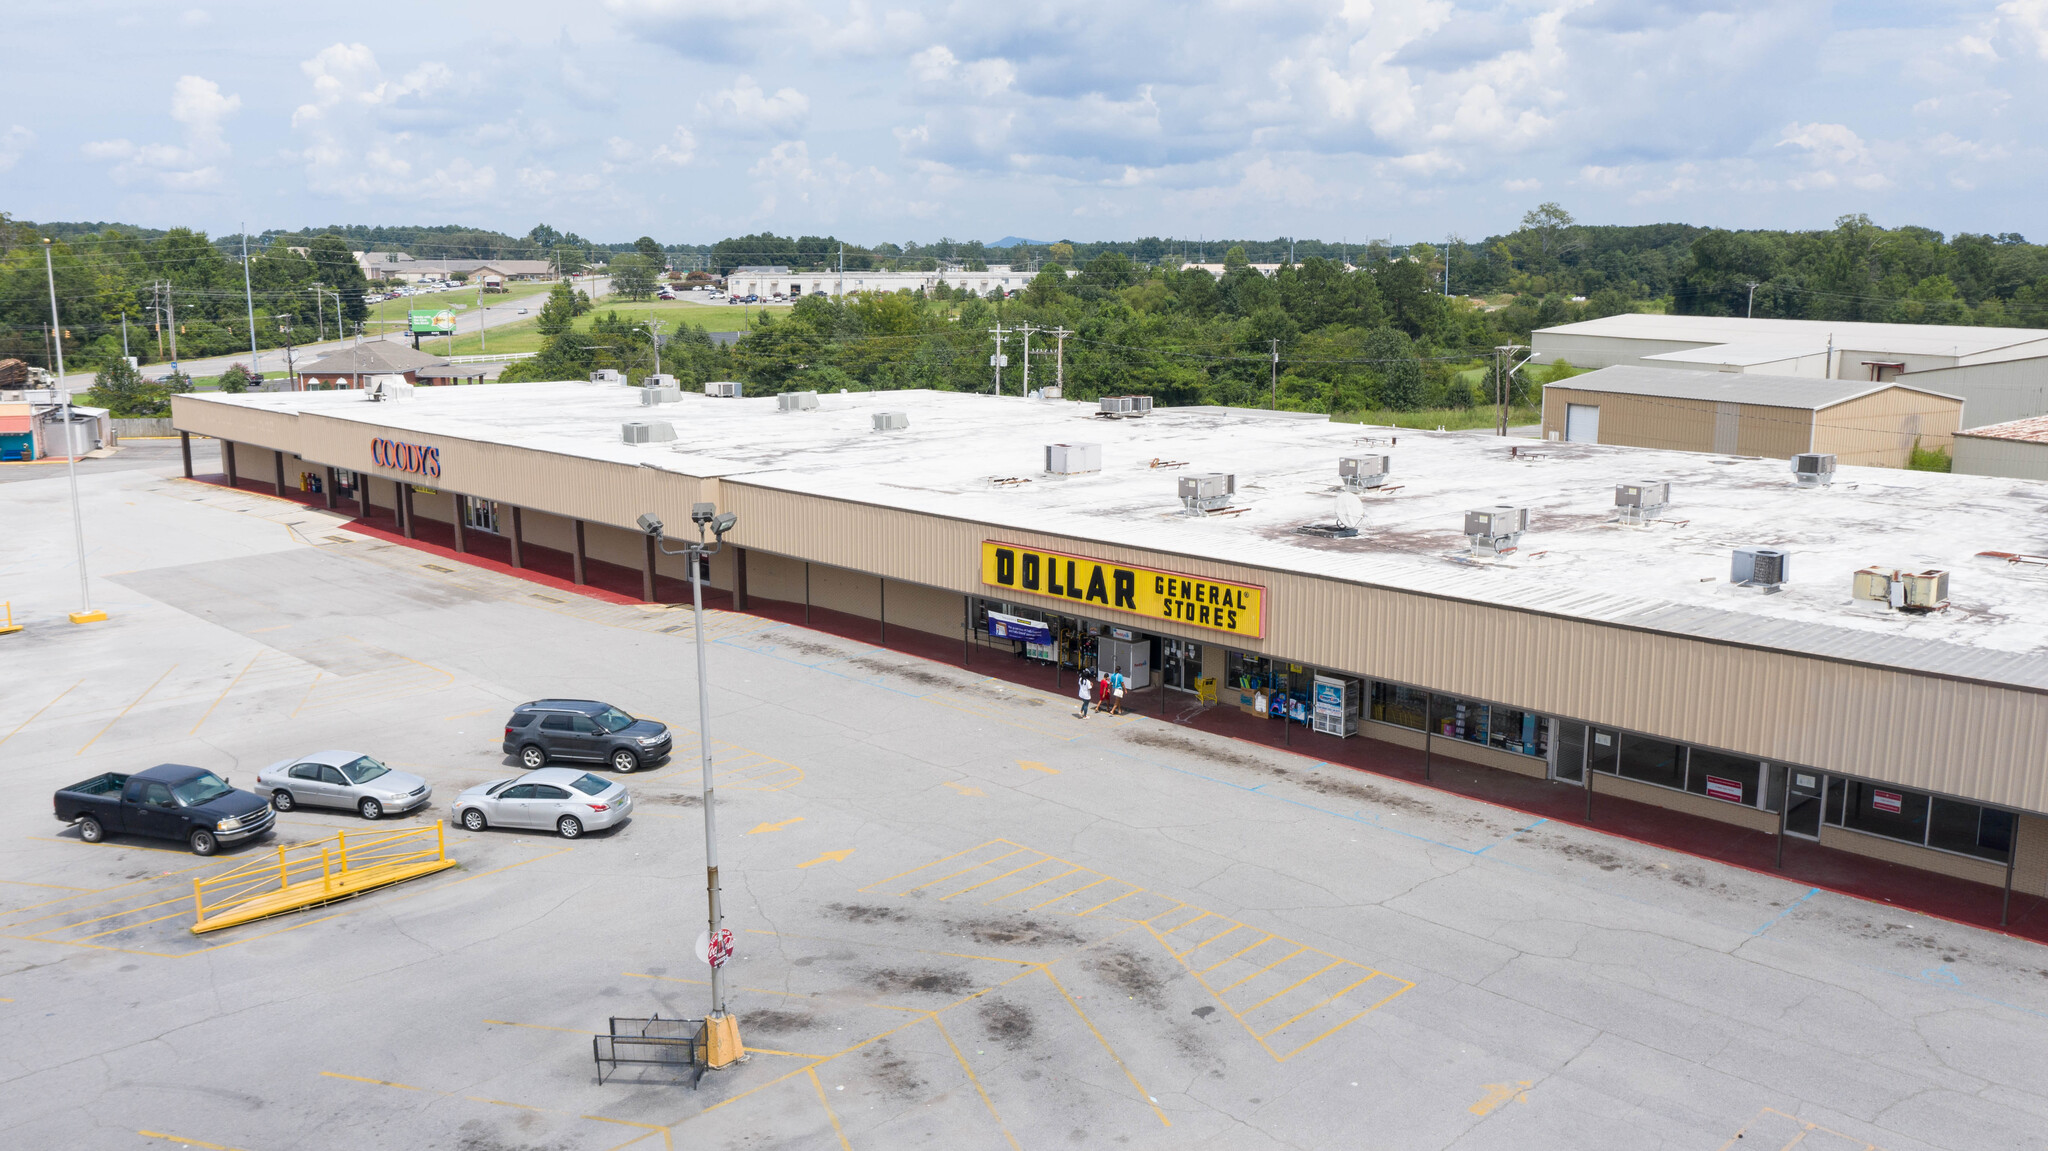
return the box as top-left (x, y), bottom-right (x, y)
top-left (1050, 326), bottom-right (1072, 394)
top-left (837, 243), bottom-right (844, 298)
top-left (45, 238), bottom-right (104, 624)
top-left (152, 281), bottom-right (164, 361)
top-left (1019, 324), bottom-right (1034, 395)
top-left (242, 224), bottom-right (259, 376)
top-left (313, 283), bottom-right (325, 343)
top-left (167, 285), bottom-right (181, 380)
top-left (1445, 234), bottom-right (1454, 298)
top-left (120, 312), bottom-right (129, 361)
top-left (275, 314), bottom-right (298, 386)
top-left (1270, 338), bottom-right (1280, 410)
top-left (1745, 281), bottom-right (1760, 319)
top-left (988, 321), bottom-right (1008, 396)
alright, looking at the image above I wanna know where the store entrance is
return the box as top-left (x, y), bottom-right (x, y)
top-left (1783, 769), bottom-right (1825, 839)
top-left (1161, 639), bottom-right (1203, 692)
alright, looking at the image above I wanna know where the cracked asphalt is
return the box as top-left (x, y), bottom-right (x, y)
top-left (3, 463), bottom-right (2047, 1150)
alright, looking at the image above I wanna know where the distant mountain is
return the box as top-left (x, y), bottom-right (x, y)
top-left (989, 236), bottom-right (1056, 248)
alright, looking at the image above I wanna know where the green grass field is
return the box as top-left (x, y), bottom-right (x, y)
top-left (427, 297), bottom-right (791, 358)
top-left (1336, 405), bottom-right (1542, 431)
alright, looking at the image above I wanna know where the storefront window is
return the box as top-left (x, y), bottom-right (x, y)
top-left (1839, 780), bottom-right (1930, 845)
top-left (1429, 695), bottom-right (1488, 744)
top-left (1685, 749), bottom-right (1763, 807)
top-left (1487, 708), bottom-right (1548, 758)
top-left (1616, 734), bottom-right (1684, 791)
top-left (1370, 682), bottom-right (1428, 730)
top-left (1929, 800), bottom-right (2015, 861)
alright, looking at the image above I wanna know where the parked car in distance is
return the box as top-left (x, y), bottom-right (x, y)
top-left (502, 699), bottom-right (673, 772)
top-left (53, 765), bottom-right (275, 855)
top-left (452, 768), bottom-right (632, 839)
top-left (255, 750), bottom-right (431, 819)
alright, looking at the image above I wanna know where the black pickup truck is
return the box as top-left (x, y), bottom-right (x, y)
top-left (54, 765), bottom-right (276, 856)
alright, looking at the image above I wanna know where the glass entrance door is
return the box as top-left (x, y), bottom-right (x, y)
top-left (1161, 639), bottom-right (1203, 691)
top-left (1552, 721), bottom-right (1586, 784)
top-left (1783, 769), bottom-right (1825, 839)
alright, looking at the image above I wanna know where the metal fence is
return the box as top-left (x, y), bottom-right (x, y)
top-left (191, 824), bottom-right (455, 933)
top-left (593, 1015), bottom-right (705, 1087)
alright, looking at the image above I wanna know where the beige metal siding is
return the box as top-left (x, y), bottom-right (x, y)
top-left (884, 578), bottom-right (965, 636)
top-left (1952, 434), bottom-right (2048, 480)
top-left (1811, 387), bottom-right (1963, 467)
top-left (1899, 358), bottom-right (2048, 428)
top-left (1818, 825), bottom-right (2008, 887)
top-left (1596, 774), bottom-right (1780, 833)
top-left (1539, 387), bottom-right (1721, 452)
top-left (1733, 403), bottom-right (1816, 459)
top-left (744, 551), bottom-right (809, 604)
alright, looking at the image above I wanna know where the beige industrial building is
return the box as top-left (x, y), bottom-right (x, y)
top-left (1541, 366), bottom-right (1962, 466)
top-left (1533, 313), bottom-right (2048, 428)
top-left (1953, 416), bottom-right (2048, 481)
top-left (170, 382), bottom-right (2048, 909)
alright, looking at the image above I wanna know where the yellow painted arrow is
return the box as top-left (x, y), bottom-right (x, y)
top-left (1018, 760), bottom-right (1060, 774)
top-left (796, 849), bottom-right (854, 869)
top-left (748, 817), bottom-right (806, 835)
top-left (942, 780), bottom-right (986, 797)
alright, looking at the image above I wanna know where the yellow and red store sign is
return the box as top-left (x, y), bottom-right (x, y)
top-left (980, 541), bottom-right (1265, 638)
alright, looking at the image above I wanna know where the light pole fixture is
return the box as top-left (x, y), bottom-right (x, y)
top-left (640, 503), bottom-right (745, 1070)
top-left (44, 239), bottom-right (105, 625)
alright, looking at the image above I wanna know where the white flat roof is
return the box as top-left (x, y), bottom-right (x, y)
top-left (1549, 365), bottom-right (1961, 409)
top-left (187, 384), bottom-right (2048, 691)
top-left (1538, 313), bottom-right (2048, 359)
top-left (1640, 341), bottom-right (1826, 366)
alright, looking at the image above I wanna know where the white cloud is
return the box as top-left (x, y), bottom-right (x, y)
top-left (180, 8), bottom-right (211, 26)
top-left (1995, 0), bottom-right (2048, 59)
top-left (700, 76), bottom-right (810, 136)
top-left (83, 75), bottom-right (239, 188)
top-left (652, 127), bottom-right (696, 166)
top-left (1778, 121), bottom-right (1869, 165)
top-left (0, 125), bottom-right (34, 172)
top-left (289, 43), bottom-right (487, 203)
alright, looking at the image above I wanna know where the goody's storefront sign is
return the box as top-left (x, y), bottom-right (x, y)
top-left (369, 437), bottom-right (441, 479)
top-left (980, 541), bottom-right (1265, 638)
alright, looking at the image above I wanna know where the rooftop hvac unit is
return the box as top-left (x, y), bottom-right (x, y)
top-left (621, 420), bottom-right (677, 444)
top-left (1614, 479), bottom-right (1670, 524)
top-left (1099, 396), bottom-right (1134, 416)
top-left (872, 411), bottom-right (909, 432)
top-left (1045, 442), bottom-right (1102, 475)
top-left (644, 373), bottom-right (676, 390)
top-left (1179, 472), bottom-right (1235, 513)
top-left (777, 391), bottom-right (819, 412)
top-left (1900, 569), bottom-right (1950, 611)
top-left (1040, 386), bottom-right (1063, 400)
top-left (1731, 546), bottom-right (1789, 588)
top-left (1791, 452), bottom-right (1837, 487)
top-left (1464, 506), bottom-right (1529, 556)
top-left (1852, 566), bottom-right (1902, 608)
top-left (591, 369), bottom-right (624, 385)
top-left (704, 380), bottom-right (742, 398)
top-left (1339, 454), bottom-right (1390, 491)
top-left (1126, 395), bottom-right (1153, 416)
top-left (640, 384), bottom-right (681, 406)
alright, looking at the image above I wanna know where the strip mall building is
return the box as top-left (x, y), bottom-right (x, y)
top-left (171, 382), bottom-right (2048, 912)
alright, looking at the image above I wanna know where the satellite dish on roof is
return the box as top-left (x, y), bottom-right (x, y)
top-left (1335, 491), bottom-right (1365, 530)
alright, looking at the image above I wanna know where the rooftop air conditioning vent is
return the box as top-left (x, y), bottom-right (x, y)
top-left (1901, 569), bottom-right (1950, 612)
top-left (1614, 479), bottom-right (1670, 524)
top-left (777, 391), bottom-right (819, 412)
top-left (873, 410), bottom-right (909, 432)
top-left (1045, 442), bottom-right (1102, 475)
top-left (1852, 566), bottom-right (1902, 610)
top-left (1791, 452), bottom-right (1836, 487)
top-left (644, 373), bottom-right (676, 390)
top-left (591, 369), bottom-right (624, 385)
top-left (1040, 386), bottom-right (1063, 400)
top-left (1099, 396), bottom-right (1134, 417)
top-left (640, 384), bottom-right (681, 406)
top-left (1732, 546), bottom-right (1789, 590)
top-left (1179, 472), bottom-right (1235, 514)
top-left (1339, 454), bottom-right (1390, 492)
top-left (704, 380), bottom-right (741, 398)
top-left (1464, 506), bottom-right (1529, 556)
top-left (1125, 395), bottom-right (1153, 416)
top-left (621, 420), bottom-right (677, 444)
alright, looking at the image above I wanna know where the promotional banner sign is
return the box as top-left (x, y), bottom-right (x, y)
top-left (986, 610), bottom-right (1053, 645)
top-left (980, 541), bottom-right (1266, 639)
top-left (409, 309), bottom-right (456, 334)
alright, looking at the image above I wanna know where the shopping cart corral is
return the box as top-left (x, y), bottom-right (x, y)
top-left (593, 1015), bottom-right (705, 1088)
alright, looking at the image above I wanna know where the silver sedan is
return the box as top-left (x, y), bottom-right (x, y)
top-left (452, 767), bottom-right (632, 839)
top-left (256, 751), bottom-right (432, 820)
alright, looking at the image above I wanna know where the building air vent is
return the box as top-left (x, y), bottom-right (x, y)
top-left (704, 380), bottom-right (742, 398)
top-left (1901, 569), bottom-right (1949, 610)
top-left (1731, 546), bottom-right (1789, 588)
top-left (872, 411), bottom-right (909, 432)
top-left (640, 384), bottom-right (681, 405)
top-left (621, 420), bottom-right (677, 444)
top-left (1040, 386), bottom-right (1063, 400)
top-left (1791, 452), bottom-right (1836, 487)
top-left (1099, 396), bottom-right (1134, 417)
top-left (1464, 506), bottom-right (1529, 556)
top-left (777, 391), bottom-right (819, 412)
top-left (1045, 442), bottom-right (1102, 475)
top-left (1614, 479), bottom-right (1670, 524)
top-left (644, 373), bottom-right (676, 390)
top-left (1179, 472), bottom-right (1235, 513)
top-left (591, 369), bottom-right (624, 385)
top-left (1339, 454), bottom-right (1390, 492)
top-left (1859, 567), bottom-right (1948, 611)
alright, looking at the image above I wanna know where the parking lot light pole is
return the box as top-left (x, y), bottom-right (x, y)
top-left (640, 504), bottom-right (744, 1069)
top-left (45, 239), bottom-right (105, 625)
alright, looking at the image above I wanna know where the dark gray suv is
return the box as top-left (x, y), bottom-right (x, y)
top-left (502, 700), bottom-right (673, 773)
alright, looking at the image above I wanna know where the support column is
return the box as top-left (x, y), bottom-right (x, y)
top-left (733, 547), bottom-right (748, 610)
top-left (452, 499), bottom-right (467, 554)
top-left (879, 578), bottom-right (887, 643)
top-left (509, 507), bottom-right (524, 569)
top-left (361, 474), bottom-right (376, 521)
top-left (572, 520), bottom-right (587, 586)
top-left (804, 563), bottom-right (811, 625)
top-left (322, 467), bottom-right (336, 511)
top-left (224, 440), bottom-right (238, 487)
top-left (179, 431), bottom-right (193, 478)
top-left (401, 483), bottom-right (416, 540)
top-left (642, 531), bottom-right (658, 602)
top-left (273, 449), bottom-right (287, 496)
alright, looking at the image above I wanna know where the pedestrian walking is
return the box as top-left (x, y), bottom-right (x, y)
top-left (1075, 669), bottom-right (1094, 718)
top-left (1110, 667), bottom-right (1127, 715)
top-left (1098, 670), bottom-right (1113, 712)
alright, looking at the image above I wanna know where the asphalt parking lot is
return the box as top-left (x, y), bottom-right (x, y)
top-left (4, 464), bottom-right (2048, 1150)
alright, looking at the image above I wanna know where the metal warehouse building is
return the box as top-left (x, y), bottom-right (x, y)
top-left (1541, 365), bottom-right (1963, 466)
top-left (170, 382), bottom-right (2048, 911)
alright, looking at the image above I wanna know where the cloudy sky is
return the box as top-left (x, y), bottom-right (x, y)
top-left (8, 1), bottom-right (2047, 245)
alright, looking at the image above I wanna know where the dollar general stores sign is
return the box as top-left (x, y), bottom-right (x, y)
top-left (980, 541), bottom-right (1266, 639)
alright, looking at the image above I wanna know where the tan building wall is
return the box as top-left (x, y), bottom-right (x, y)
top-left (1818, 825), bottom-right (2009, 888)
top-left (1952, 434), bottom-right (2048, 480)
top-left (1428, 736), bottom-right (1548, 780)
top-left (1812, 388), bottom-right (1961, 467)
top-left (1593, 773), bottom-right (1780, 833)
top-left (1539, 387), bottom-right (1813, 458)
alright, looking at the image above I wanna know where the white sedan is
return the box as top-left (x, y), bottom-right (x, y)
top-left (256, 751), bottom-right (432, 820)
top-left (452, 768), bottom-right (632, 839)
